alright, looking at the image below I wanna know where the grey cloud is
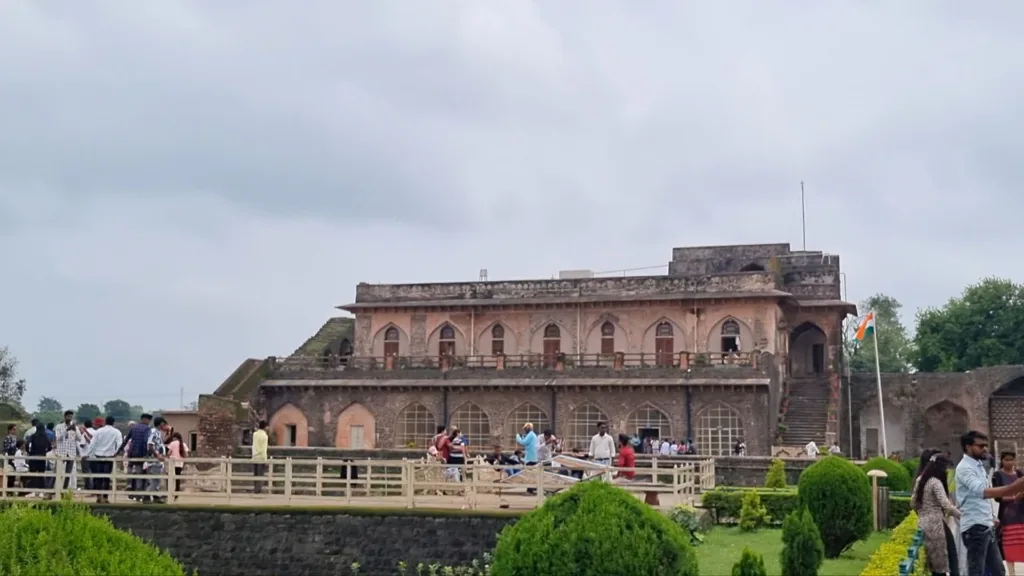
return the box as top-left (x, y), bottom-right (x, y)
top-left (2, 2), bottom-right (1024, 408)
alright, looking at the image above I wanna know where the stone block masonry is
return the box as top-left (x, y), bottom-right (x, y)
top-left (94, 505), bottom-right (517, 576)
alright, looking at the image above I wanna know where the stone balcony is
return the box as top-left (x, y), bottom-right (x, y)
top-left (267, 351), bottom-right (771, 381)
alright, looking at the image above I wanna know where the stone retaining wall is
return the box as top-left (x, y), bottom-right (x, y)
top-left (94, 505), bottom-right (517, 576)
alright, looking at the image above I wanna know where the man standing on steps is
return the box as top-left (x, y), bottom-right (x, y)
top-left (252, 420), bottom-right (269, 494)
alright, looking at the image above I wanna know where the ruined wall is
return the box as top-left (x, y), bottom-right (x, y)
top-left (848, 366), bottom-right (1024, 458)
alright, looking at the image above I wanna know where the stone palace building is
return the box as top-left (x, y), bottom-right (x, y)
top-left (193, 242), bottom-right (1024, 461)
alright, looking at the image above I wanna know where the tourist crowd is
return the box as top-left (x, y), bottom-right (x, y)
top-left (2, 409), bottom-right (190, 502)
top-left (909, 430), bottom-right (1024, 576)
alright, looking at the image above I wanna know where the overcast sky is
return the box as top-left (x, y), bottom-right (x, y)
top-left (2, 2), bottom-right (1022, 412)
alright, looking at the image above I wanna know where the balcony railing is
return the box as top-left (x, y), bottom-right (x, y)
top-left (273, 351), bottom-right (760, 374)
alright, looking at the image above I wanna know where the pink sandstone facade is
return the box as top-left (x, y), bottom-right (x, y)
top-left (196, 242), bottom-right (1024, 462)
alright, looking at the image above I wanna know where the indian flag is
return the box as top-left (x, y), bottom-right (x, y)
top-left (854, 312), bottom-right (875, 341)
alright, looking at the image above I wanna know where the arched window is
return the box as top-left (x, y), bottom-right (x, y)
top-left (504, 403), bottom-right (551, 449)
top-left (449, 403), bottom-right (491, 445)
top-left (696, 403), bottom-right (744, 457)
top-left (384, 327), bottom-right (400, 357)
top-left (721, 320), bottom-right (740, 354)
top-left (439, 324), bottom-right (456, 357)
top-left (491, 324), bottom-right (505, 356)
top-left (338, 339), bottom-right (353, 366)
top-left (655, 322), bottom-right (674, 367)
top-left (393, 403), bottom-right (437, 448)
top-left (600, 321), bottom-right (615, 355)
top-left (542, 323), bottom-right (561, 367)
top-left (568, 404), bottom-right (609, 452)
top-left (626, 405), bottom-right (672, 442)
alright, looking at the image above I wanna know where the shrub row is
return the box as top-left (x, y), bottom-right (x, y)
top-left (701, 488), bottom-right (910, 528)
top-left (859, 511), bottom-right (927, 576)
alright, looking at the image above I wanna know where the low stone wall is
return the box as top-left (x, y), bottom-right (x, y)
top-left (258, 448), bottom-right (819, 487)
top-left (94, 504), bottom-right (518, 576)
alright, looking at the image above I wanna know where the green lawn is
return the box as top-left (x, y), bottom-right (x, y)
top-left (696, 527), bottom-right (888, 576)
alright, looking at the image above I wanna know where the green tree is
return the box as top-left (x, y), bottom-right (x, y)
top-left (780, 508), bottom-right (825, 576)
top-left (914, 278), bottom-right (1024, 372)
top-left (103, 399), bottom-right (133, 421)
top-left (0, 346), bottom-right (27, 408)
top-left (731, 547), bottom-right (767, 576)
top-left (75, 403), bottom-right (102, 421)
top-left (37, 396), bottom-right (62, 413)
top-left (845, 294), bottom-right (913, 373)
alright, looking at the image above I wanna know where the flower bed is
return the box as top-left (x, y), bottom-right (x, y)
top-left (859, 511), bottom-right (927, 576)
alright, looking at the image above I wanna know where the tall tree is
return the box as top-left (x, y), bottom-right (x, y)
top-left (103, 399), bottom-right (134, 421)
top-left (845, 293), bottom-right (914, 373)
top-left (914, 278), bottom-right (1024, 372)
top-left (37, 396), bottom-right (62, 413)
top-left (75, 403), bottom-right (102, 421)
top-left (0, 346), bottom-right (27, 408)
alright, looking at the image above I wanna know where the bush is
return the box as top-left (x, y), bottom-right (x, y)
top-left (901, 457), bottom-right (920, 482)
top-left (739, 490), bottom-right (770, 532)
top-left (798, 456), bottom-right (873, 558)
top-left (860, 511), bottom-right (927, 576)
top-left (780, 508), bottom-right (825, 576)
top-left (731, 547), bottom-right (767, 576)
top-left (861, 456), bottom-right (912, 492)
top-left (491, 481), bottom-right (698, 576)
top-left (0, 501), bottom-right (189, 575)
top-left (765, 458), bottom-right (787, 488)
top-left (667, 504), bottom-right (708, 545)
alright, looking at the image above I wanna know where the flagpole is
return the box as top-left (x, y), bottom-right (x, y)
top-left (871, 317), bottom-right (888, 457)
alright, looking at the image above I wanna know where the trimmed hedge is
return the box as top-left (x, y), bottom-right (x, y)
top-left (859, 511), bottom-right (927, 576)
top-left (491, 481), bottom-right (698, 575)
top-left (861, 456), bottom-right (912, 492)
top-left (0, 501), bottom-right (190, 575)
top-left (799, 456), bottom-right (873, 558)
top-left (700, 488), bottom-right (911, 528)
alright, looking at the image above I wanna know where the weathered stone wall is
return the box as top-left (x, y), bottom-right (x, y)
top-left (261, 384), bottom-right (772, 455)
top-left (848, 367), bottom-right (1024, 458)
top-left (354, 272), bottom-right (778, 303)
top-left (94, 505), bottom-right (516, 576)
top-left (197, 394), bottom-right (247, 458)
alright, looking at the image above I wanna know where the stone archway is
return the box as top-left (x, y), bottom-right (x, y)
top-left (924, 401), bottom-right (970, 462)
top-left (268, 403), bottom-right (309, 447)
top-left (789, 322), bottom-right (828, 376)
top-left (334, 402), bottom-right (376, 449)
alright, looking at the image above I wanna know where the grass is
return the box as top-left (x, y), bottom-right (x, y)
top-left (697, 527), bottom-right (889, 576)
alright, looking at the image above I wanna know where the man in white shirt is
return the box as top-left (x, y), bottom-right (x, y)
top-left (805, 441), bottom-right (819, 458)
top-left (588, 422), bottom-right (616, 466)
top-left (659, 439), bottom-right (671, 456)
top-left (84, 416), bottom-right (123, 503)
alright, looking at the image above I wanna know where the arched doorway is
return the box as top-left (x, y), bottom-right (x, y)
top-left (268, 403), bottom-right (309, 447)
top-left (334, 402), bottom-right (376, 449)
top-left (924, 401), bottom-right (970, 462)
top-left (990, 377), bottom-right (1024, 456)
top-left (790, 322), bottom-right (827, 376)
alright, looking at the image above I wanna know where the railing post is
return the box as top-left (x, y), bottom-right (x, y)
top-left (268, 457), bottom-right (275, 495)
top-left (284, 457), bottom-right (293, 502)
top-left (315, 457), bottom-right (324, 497)
top-left (168, 464), bottom-right (177, 501)
top-left (535, 464), bottom-right (544, 507)
top-left (469, 461), bottom-right (479, 509)
top-left (226, 457), bottom-right (233, 502)
top-left (54, 455), bottom-right (65, 498)
top-left (402, 459), bottom-right (412, 508)
top-left (1, 455), bottom-right (7, 499)
top-left (365, 460), bottom-right (372, 497)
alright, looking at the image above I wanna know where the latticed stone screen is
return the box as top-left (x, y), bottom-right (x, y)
top-left (626, 405), bottom-right (673, 440)
top-left (696, 403), bottom-right (744, 456)
top-left (568, 404), bottom-right (609, 452)
top-left (504, 403), bottom-right (551, 449)
top-left (449, 403), bottom-right (491, 446)
top-left (394, 403), bottom-right (437, 448)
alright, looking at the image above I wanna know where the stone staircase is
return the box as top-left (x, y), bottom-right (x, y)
top-left (779, 377), bottom-right (830, 447)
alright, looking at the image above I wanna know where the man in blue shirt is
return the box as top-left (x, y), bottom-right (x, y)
top-left (956, 430), bottom-right (1024, 576)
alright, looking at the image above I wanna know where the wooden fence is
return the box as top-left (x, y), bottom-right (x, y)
top-left (0, 455), bottom-right (715, 510)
